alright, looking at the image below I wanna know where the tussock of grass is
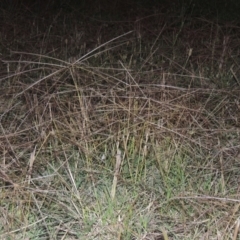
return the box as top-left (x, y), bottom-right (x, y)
top-left (1, 3), bottom-right (240, 240)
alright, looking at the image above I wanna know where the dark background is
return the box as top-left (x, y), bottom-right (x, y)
top-left (1, 0), bottom-right (240, 21)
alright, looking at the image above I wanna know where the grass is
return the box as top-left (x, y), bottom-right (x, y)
top-left (0, 2), bottom-right (240, 239)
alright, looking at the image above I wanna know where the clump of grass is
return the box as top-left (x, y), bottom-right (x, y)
top-left (1, 4), bottom-right (240, 240)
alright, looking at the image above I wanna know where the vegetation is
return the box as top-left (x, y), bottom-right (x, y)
top-left (0, 1), bottom-right (240, 239)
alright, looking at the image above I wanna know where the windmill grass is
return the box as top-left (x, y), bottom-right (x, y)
top-left (0, 3), bottom-right (240, 240)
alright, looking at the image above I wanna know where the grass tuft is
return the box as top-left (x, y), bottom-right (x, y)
top-left (0, 3), bottom-right (240, 239)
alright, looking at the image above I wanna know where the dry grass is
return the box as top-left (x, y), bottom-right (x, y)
top-left (0, 3), bottom-right (240, 240)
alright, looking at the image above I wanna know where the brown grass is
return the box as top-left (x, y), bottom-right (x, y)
top-left (0, 3), bottom-right (240, 240)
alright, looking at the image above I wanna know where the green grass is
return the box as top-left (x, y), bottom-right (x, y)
top-left (0, 2), bottom-right (240, 240)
